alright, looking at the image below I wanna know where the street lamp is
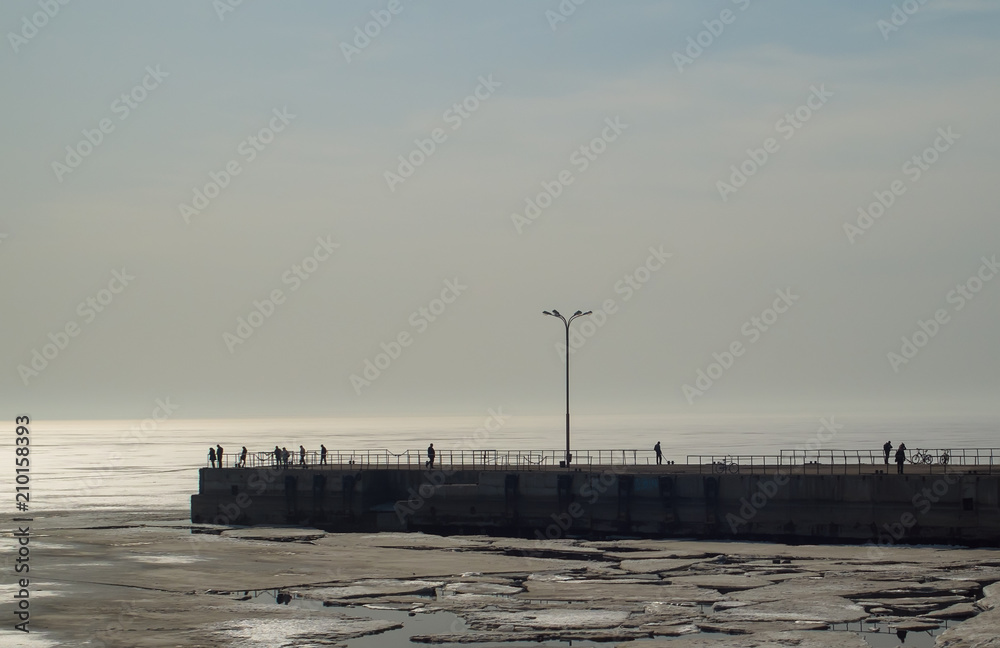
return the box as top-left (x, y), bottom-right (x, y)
top-left (543, 309), bottom-right (592, 468)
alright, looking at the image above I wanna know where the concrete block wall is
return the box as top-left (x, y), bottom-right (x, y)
top-left (191, 467), bottom-right (1000, 545)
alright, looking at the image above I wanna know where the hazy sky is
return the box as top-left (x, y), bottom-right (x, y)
top-left (2, 0), bottom-right (998, 421)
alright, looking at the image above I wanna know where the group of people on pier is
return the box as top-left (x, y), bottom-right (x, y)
top-left (884, 440), bottom-right (906, 473)
top-left (208, 445), bottom-right (250, 468)
top-left (208, 443), bottom-right (435, 469)
top-left (270, 444), bottom-right (329, 468)
top-left (206, 441), bottom-right (948, 471)
top-left (209, 444), bottom-right (334, 469)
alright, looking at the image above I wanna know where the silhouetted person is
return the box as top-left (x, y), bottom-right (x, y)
top-left (239, 446), bottom-right (247, 468)
top-left (282, 447), bottom-right (290, 468)
top-left (895, 443), bottom-right (906, 474)
top-left (426, 443), bottom-right (436, 469)
top-left (274, 445), bottom-right (281, 467)
top-left (320, 444), bottom-right (327, 465)
top-left (299, 445), bottom-right (307, 467)
top-left (216, 445), bottom-right (224, 468)
top-left (208, 447), bottom-right (216, 468)
top-left (654, 441), bottom-right (663, 465)
top-left (883, 440), bottom-right (892, 466)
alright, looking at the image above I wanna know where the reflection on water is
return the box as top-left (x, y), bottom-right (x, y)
top-left (831, 620), bottom-right (948, 648)
top-left (222, 587), bottom-right (954, 648)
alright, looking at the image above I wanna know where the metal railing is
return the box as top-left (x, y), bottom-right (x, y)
top-left (210, 448), bottom-right (656, 470)
top-left (207, 447), bottom-right (1000, 474)
top-left (685, 449), bottom-right (1000, 475)
top-left (686, 455), bottom-right (785, 475)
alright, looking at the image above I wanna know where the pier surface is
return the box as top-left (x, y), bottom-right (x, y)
top-left (192, 449), bottom-right (1000, 546)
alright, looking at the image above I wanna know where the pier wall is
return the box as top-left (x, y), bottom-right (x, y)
top-left (190, 466), bottom-right (1000, 545)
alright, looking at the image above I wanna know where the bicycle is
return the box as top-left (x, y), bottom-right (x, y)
top-left (908, 449), bottom-right (933, 464)
top-left (713, 456), bottom-right (740, 474)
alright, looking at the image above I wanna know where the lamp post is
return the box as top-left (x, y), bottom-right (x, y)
top-left (543, 309), bottom-right (592, 468)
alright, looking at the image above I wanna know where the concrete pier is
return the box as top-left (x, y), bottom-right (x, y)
top-left (190, 464), bottom-right (1000, 545)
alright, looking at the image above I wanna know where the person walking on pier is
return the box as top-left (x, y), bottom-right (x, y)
top-left (654, 441), bottom-right (663, 465)
top-left (299, 445), bottom-right (307, 468)
top-left (238, 446), bottom-right (247, 468)
top-left (883, 440), bottom-right (892, 466)
top-left (216, 444), bottom-right (224, 468)
top-left (426, 443), bottom-right (436, 469)
top-left (208, 446), bottom-right (216, 468)
top-left (895, 443), bottom-right (907, 474)
top-left (320, 444), bottom-right (328, 465)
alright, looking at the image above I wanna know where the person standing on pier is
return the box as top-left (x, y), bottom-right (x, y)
top-left (426, 443), bottom-right (436, 469)
top-left (299, 445), bottom-right (307, 468)
top-left (238, 446), bottom-right (247, 468)
top-left (654, 442), bottom-right (663, 465)
top-left (895, 443), bottom-right (907, 474)
top-left (274, 445), bottom-right (281, 467)
top-left (320, 444), bottom-right (328, 465)
top-left (282, 447), bottom-right (290, 468)
top-left (883, 440), bottom-right (892, 466)
top-left (208, 446), bottom-right (216, 468)
top-left (216, 445), bottom-right (224, 468)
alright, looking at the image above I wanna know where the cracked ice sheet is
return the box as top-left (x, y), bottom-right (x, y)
top-left (221, 527), bottom-right (327, 542)
top-left (616, 630), bottom-right (870, 648)
top-left (619, 558), bottom-right (706, 573)
top-left (731, 575), bottom-right (980, 603)
top-left (665, 574), bottom-right (777, 591)
top-left (208, 616), bottom-right (400, 648)
top-left (522, 578), bottom-right (725, 603)
top-left (465, 607), bottom-right (631, 629)
top-left (710, 596), bottom-right (868, 624)
top-left (353, 532), bottom-right (490, 550)
top-left (936, 605), bottom-right (1000, 647)
top-left (442, 582), bottom-right (523, 595)
top-left (294, 579), bottom-right (445, 600)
